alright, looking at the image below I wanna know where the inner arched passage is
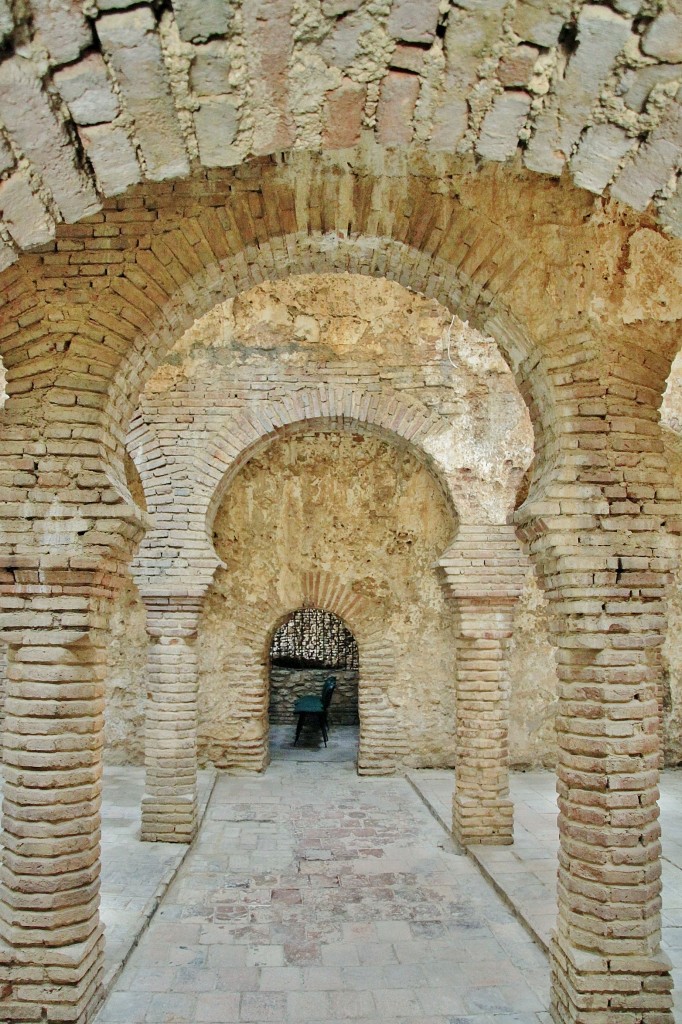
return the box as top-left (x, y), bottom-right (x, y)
top-left (196, 428), bottom-right (457, 776)
top-left (269, 607), bottom-right (359, 727)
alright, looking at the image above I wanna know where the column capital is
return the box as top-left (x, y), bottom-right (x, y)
top-left (140, 593), bottom-right (204, 638)
top-left (438, 523), bottom-right (529, 603)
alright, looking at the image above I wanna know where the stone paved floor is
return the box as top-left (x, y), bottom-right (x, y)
top-left (408, 768), bottom-right (682, 1019)
top-left (99, 767), bottom-right (216, 986)
top-left (0, 766), bottom-right (216, 989)
top-left (269, 722), bottom-right (359, 763)
top-left (94, 761), bottom-right (551, 1023)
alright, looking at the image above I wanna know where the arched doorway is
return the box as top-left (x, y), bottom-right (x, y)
top-left (268, 607), bottom-right (360, 761)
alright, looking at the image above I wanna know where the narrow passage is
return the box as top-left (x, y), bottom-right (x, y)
top-left (95, 762), bottom-right (549, 1024)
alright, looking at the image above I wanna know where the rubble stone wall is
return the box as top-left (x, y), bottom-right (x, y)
top-left (269, 668), bottom-right (360, 727)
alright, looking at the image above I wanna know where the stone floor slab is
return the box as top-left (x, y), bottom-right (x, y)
top-left (408, 767), bottom-right (682, 1020)
top-left (95, 761), bottom-right (550, 1023)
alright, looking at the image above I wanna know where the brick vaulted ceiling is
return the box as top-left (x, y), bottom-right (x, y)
top-left (0, 0), bottom-right (680, 271)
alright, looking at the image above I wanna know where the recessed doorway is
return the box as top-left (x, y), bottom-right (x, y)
top-left (268, 607), bottom-right (359, 763)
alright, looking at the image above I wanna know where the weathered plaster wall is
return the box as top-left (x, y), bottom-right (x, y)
top-left (136, 272), bottom-right (534, 525)
top-left (508, 568), bottom-right (559, 768)
top-left (104, 578), bottom-right (146, 765)
top-left (660, 367), bottom-right (682, 765)
top-left (200, 431), bottom-right (457, 768)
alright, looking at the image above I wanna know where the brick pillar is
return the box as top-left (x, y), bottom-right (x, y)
top-left (453, 599), bottom-right (515, 844)
top-left (141, 596), bottom-right (202, 843)
top-left (514, 363), bottom-right (678, 1022)
top-left (439, 524), bottom-right (529, 847)
top-left (547, 570), bottom-right (674, 1022)
top-left (0, 608), bottom-right (107, 1024)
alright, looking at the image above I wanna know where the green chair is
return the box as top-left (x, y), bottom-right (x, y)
top-left (293, 676), bottom-right (336, 747)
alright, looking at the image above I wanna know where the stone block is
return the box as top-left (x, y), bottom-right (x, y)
top-left (431, 3), bottom-right (505, 149)
top-left (389, 43), bottom-right (426, 74)
top-left (512, 0), bottom-right (569, 47)
top-left (611, 88), bottom-right (682, 210)
top-left (0, 0), bottom-right (12, 42)
top-left (525, 4), bottom-right (633, 176)
top-left (571, 123), bottom-right (635, 194)
top-left (30, 0), bottom-right (92, 66)
top-left (189, 41), bottom-right (232, 95)
top-left (98, 7), bottom-right (190, 182)
top-left (54, 54), bottom-right (119, 126)
top-left (476, 90), bottom-right (530, 162)
top-left (642, 9), bottom-right (682, 63)
top-left (322, 78), bottom-right (365, 148)
top-left (497, 44), bottom-right (539, 88)
top-left (387, 0), bottom-right (440, 44)
top-left (173, 0), bottom-right (235, 43)
top-left (78, 122), bottom-right (142, 196)
top-left (193, 96), bottom-right (239, 167)
top-left (0, 56), bottom-right (100, 223)
top-left (376, 71), bottom-right (419, 147)
top-left (319, 10), bottom-right (373, 68)
top-left (619, 64), bottom-right (682, 113)
top-left (0, 171), bottom-right (55, 248)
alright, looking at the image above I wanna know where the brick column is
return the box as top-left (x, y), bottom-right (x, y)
top-left (0, 602), bottom-right (107, 1024)
top-left (453, 599), bottom-right (515, 844)
top-left (514, 366), bottom-right (678, 1021)
top-left (141, 596), bottom-right (202, 843)
top-left (439, 524), bottom-right (529, 846)
top-left (545, 561), bottom-right (674, 1022)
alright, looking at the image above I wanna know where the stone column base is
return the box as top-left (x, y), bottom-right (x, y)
top-left (550, 933), bottom-right (674, 1023)
top-left (141, 791), bottom-right (197, 843)
top-left (453, 793), bottom-right (514, 846)
top-left (0, 926), bottom-right (104, 1023)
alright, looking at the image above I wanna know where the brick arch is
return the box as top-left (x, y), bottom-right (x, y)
top-left (201, 570), bottom-right (403, 776)
top-left (2, 153), bottom-right (666, 581)
top-left (203, 386), bottom-right (464, 530)
top-left (105, 230), bottom-right (563, 561)
top-left (131, 383), bottom-right (465, 597)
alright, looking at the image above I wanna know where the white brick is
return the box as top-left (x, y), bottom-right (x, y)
top-left (98, 6), bottom-right (190, 182)
top-left (476, 90), bottom-right (531, 162)
top-left (0, 171), bottom-right (55, 248)
top-left (387, 0), bottom-right (440, 44)
top-left (189, 41), bottom-right (232, 95)
top-left (193, 97), bottom-right (239, 167)
top-left (54, 54), bottom-right (119, 126)
top-left (641, 9), bottom-right (682, 64)
top-left (611, 89), bottom-right (682, 210)
top-left (0, 56), bottom-right (100, 223)
top-left (525, 4), bottom-right (633, 176)
top-left (571, 123), bottom-right (635, 194)
top-left (78, 122), bottom-right (142, 196)
top-left (173, 0), bottom-right (235, 43)
top-left (29, 0), bottom-right (92, 66)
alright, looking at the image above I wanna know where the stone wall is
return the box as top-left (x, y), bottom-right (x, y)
top-left (0, 0), bottom-right (679, 276)
top-left (269, 667), bottom-right (359, 726)
top-left (660, 379), bottom-right (682, 765)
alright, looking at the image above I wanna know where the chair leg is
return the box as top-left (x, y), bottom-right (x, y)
top-left (294, 713), bottom-right (305, 745)
top-left (319, 713), bottom-right (328, 747)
